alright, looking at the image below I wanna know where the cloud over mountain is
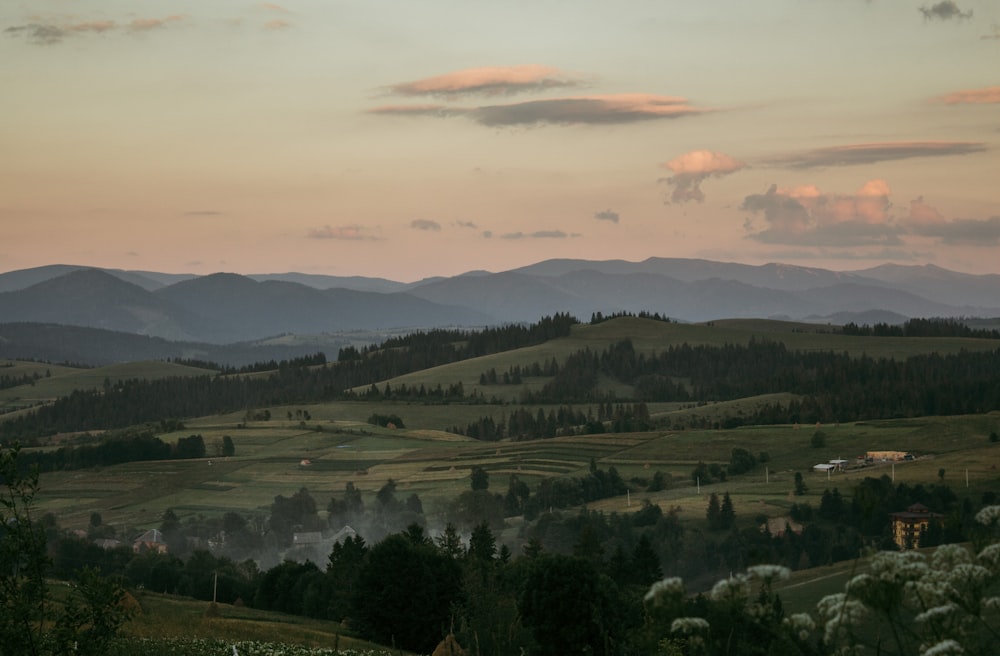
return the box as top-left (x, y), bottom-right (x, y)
top-left (742, 179), bottom-right (898, 246)
top-left (660, 150), bottom-right (745, 203)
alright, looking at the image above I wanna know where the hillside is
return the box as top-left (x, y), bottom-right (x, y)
top-left (2, 258), bottom-right (999, 347)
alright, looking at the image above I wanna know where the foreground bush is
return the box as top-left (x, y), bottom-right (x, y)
top-left (107, 637), bottom-right (396, 656)
top-left (644, 506), bottom-right (1000, 656)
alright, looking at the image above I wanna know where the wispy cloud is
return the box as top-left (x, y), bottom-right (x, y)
top-left (594, 210), bottom-right (620, 223)
top-left (371, 93), bottom-right (710, 127)
top-left (368, 104), bottom-right (469, 118)
top-left (388, 65), bottom-right (579, 98)
top-left (934, 86), bottom-right (1000, 105)
top-left (768, 141), bottom-right (986, 169)
top-left (660, 150), bottom-right (745, 203)
top-left (261, 3), bottom-right (292, 13)
top-left (184, 210), bottom-right (224, 217)
top-left (919, 1), bottom-right (973, 21)
top-left (455, 220), bottom-right (478, 229)
top-left (473, 94), bottom-right (709, 126)
top-left (5, 15), bottom-right (185, 44)
top-left (410, 219), bottom-right (442, 231)
top-left (908, 216), bottom-right (1000, 245)
top-left (264, 19), bottom-right (291, 30)
top-left (128, 15), bottom-right (185, 32)
top-left (307, 225), bottom-right (378, 240)
top-left (500, 230), bottom-right (577, 239)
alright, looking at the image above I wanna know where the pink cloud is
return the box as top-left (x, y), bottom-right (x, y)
top-left (389, 65), bottom-right (578, 97)
top-left (742, 179), bottom-right (898, 246)
top-left (128, 15), bottom-right (185, 32)
top-left (934, 86), bottom-right (1000, 105)
top-left (473, 93), bottom-right (709, 126)
top-left (769, 141), bottom-right (987, 168)
top-left (264, 19), bottom-right (291, 30)
top-left (262, 3), bottom-right (292, 13)
top-left (67, 21), bottom-right (117, 34)
top-left (660, 150), bottom-right (745, 203)
top-left (307, 225), bottom-right (377, 240)
top-left (905, 197), bottom-right (946, 225)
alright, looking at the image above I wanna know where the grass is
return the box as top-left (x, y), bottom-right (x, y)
top-left (121, 590), bottom-right (412, 653)
top-left (31, 408), bottom-right (1000, 539)
top-left (0, 360), bottom-right (214, 413)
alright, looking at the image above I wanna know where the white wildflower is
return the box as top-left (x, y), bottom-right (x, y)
top-left (670, 617), bottom-right (710, 634)
top-left (915, 602), bottom-right (959, 624)
top-left (710, 573), bottom-right (749, 601)
top-left (783, 612), bottom-right (816, 641)
top-left (747, 564), bottom-right (791, 583)
top-left (845, 573), bottom-right (873, 596)
top-left (644, 576), bottom-right (684, 603)
top-left (817, 593), bottom-right (869, 645)
top-left (869, 549), bottom-right (928, 584)
top-left (976, 542), bottom-right (1000, 570)
top-left (974, 505), bottom-right (1000, 526)
top-left (946, 563), bottom-right (992, 591)
top-left (920, 638), bottom-right (965, 656)
top-left (932, 543), bottom-right (972, 571)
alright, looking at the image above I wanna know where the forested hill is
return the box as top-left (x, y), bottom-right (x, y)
top-left (3, 315), bottom-right (1000, 443)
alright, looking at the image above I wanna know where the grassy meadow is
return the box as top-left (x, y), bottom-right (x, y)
top-left (19, 316), bottom-right (1000, 535)
top-left (2, 317), bottom-right (996, 627)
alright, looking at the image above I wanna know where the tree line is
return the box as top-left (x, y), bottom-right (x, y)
top-left (842, 316), bottom-right (1000, 339)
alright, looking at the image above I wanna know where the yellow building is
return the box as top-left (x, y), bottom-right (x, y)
top-left (866, 450), bottom-right (910, 462)
top-left (889, 503), bottom-right (940, 550)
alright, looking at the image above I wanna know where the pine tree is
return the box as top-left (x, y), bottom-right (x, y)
top-left (720, 491), bottom-right (736, 529)
top-left (707, 492), bottom-right (722, 530)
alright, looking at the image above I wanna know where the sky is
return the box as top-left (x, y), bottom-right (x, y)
top-left (1, 1), bottom-right (998, 282)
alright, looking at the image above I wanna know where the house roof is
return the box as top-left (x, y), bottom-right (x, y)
top-left (134, 528), bottom-right (165, 544)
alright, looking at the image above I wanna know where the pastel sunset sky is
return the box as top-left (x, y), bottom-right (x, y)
top-left (2, 0), bottom-right (998, 281)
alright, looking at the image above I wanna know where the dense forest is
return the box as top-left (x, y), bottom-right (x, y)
top-left (4, 315), bottom-right (1000, 443)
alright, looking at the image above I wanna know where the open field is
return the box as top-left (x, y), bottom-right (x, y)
top-left (0, 360), bottom-right (216, 413)
top-left (119, 590), bottom-right (413, 653)
top-left (32, 407), bottom-right (1000, 539)
top-left (360, 317), bottom-right (1000, 402)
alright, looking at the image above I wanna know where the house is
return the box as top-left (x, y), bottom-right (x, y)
top-left (292, 531), bottom-right (323, 546)
top-left (761, 517), bottom-right (803, 537)
top-left (866, 450), bottom-right (909, 462)
top-left (133, 528), bottom-right (168, 554)
top-left (889, 503), bottom-right (942, 550)
top-left (330, 525), bottom-right (358, 544)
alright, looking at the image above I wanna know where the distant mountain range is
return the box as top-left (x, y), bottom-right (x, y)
top-left (1, 258), bottom-right (998, 364)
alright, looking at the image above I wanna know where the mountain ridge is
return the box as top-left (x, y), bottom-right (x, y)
top-left (1, 259), bottom-right (998, 348)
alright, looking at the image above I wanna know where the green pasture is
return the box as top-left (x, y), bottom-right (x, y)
top-left (359, 317), bottom-right (1000, 402)
top-left (32, 406), bottom-right (1000, 538)
top-left (0, 360), bottom-right (214, 412)
top-left (122, 590), bottom-right (409, 653)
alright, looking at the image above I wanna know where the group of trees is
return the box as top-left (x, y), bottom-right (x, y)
top-left (1, 447), bottom-right (132, 655)
top-left (11, 430), bottom-right (232, 473)
top-left (0, 315), bottom-right (576, 442)
top-left (842, 316), bottom-right (1000, 339)
top-left (450, 402), bottom-right (652, 441)
top-left (5, 317), bottom-right (1000, 443)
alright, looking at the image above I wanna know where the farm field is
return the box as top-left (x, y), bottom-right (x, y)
top-left (33, 408), bottom-right (1000, 540)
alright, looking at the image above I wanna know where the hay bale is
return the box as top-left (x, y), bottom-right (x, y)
top-left (431, 633), bottom-right (468, 656)
top-left (119, 590), bottom-right (142, 615)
